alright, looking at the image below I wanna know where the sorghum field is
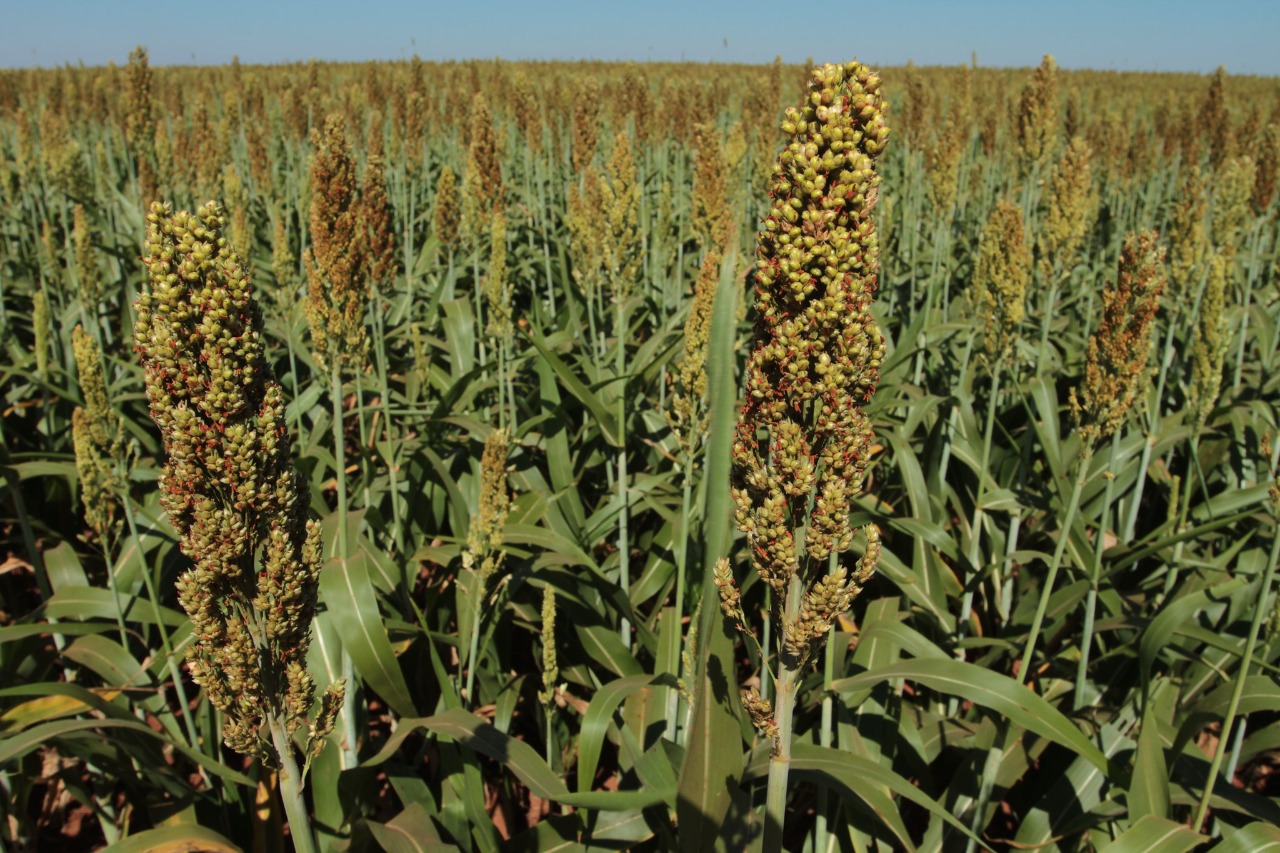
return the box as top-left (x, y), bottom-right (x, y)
top-left (2, 51), bottom-right (1280, 852)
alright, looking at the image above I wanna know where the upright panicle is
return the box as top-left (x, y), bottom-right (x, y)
top-left (727, 58), bottom-right (889, 681)
top-left (1070, 230), bottom-right (1167, 449)
top-left (135, 201), bottom-right (343, 763)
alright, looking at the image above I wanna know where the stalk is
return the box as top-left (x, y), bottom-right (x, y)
top-left (666, 462), bottom-right (694, 741)
top-left (716, 61), bottom-right (889, 852)
top-left (1019, 452), bottom-right (1089, 684)
top-left (267, 714), bottom-right (319, 853)
top-left (330, 363), bottom-right (357, 769)
top-left (959, 365), bottom-right (1002, 629)
top-left (762, 575), bottom-right (804, 853)
top-left (1075, 432), bottom-right (1120, 709)
top-left (1192, 520), bottom-right (1280, 830)
top-left (616, 298), bottom-right (631, 647)
top-left (1163, 434), bottom-right (1199, 601)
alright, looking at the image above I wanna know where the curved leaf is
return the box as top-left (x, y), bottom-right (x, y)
top-left (831, 658), bottom-right (1109, 773)
top-left (577, 673), bottom-right (677, 793)
top-left (318, 552), bottom-right (417, 718)
top-left (101, 825), bottom-right (243, 853)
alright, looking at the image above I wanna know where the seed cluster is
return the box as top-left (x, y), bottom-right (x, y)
top-left (135, 201), bottom-right (342, 762)
top-left (973, 199), bottom-right (1032, 363)
top-left (727, 61), bottom-right (887, 669)
top-left (1069, 230), bottom-right (1167, 447)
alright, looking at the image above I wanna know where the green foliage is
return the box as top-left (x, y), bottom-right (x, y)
top-left (1, 55), bottom-right (1279, 852)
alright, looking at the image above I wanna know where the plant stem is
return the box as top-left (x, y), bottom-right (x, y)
top-left (616, 298), bottom-right (631, 648)
top-left (330, 363), bottom-right (357, 769)
top-left (762, 573), bottom-right (803, 853)
top-left (1192, 521), bottom-right (1280, 830)
top-left (959, 366), bottom-right (1002, 629)
top-left (267, 715), bottom-right (319, 853)
top-left (1019, 449), bottom-right (1090, 684)
top-left (1163, 434), bottom-right (1199, 602)
top-left (1075, 432), bottom-right (1120, 710)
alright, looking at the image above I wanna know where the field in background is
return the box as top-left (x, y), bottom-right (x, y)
top-left (1, 54), bottom-right (1280, 851)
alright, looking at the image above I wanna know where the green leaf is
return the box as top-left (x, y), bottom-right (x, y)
top-left (744, 743), bottom-right (982, 850)
top-left (0, 717), bottom-right (252, 786)
top-left (318, 552), bottom-right (417, 719)
top-left (831, 659), bottom-right (1109, 773)
top-left (1139, 576), bottom-right (1250, 685)
top-left (366, 802), bottom-right (452, 853)
top-left (577, 673), bottom-right (677, 793)
top-left (1207, 822), bottom-right (1280, 853)
top-left (45, 585), bottom-right (187, 627)
top-left (1096, 815), bottom-right (1205, 853)
top-left (678, 250), bottom-right (744, 853)
top-left (366, 708), bottom-right (566, 797)
top-left (526, 328), bottom-right (619, 446)
top-left (1130, 699), bottom-right (1171, 821)
top-left (572, 623), bottom-right (642, 678)
top-left (101, 825), bottom-right (244, 852)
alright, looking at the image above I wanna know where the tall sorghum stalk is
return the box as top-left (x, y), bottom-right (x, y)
top-left (1166, 251), bottom-right (1231, 598)
top-left (461, 93), bottom-right (503, 361)
top-left (1067, 231), bottom-right (1165, 709)
top-left (568, 132), bottom-right (642, 646)
top-left (665, 244), bottom-right (722, 740)
top-left (958, 199), bottom-right (1031, 634)
top-left (71, 325), bottom-right (128, 642)
top-left (1192, 477), bottom-right (1280, 831)
top-left (483, 208), bottom-right (513, 428)
top-left (1036, 136), bottom-right (1095, 374)
top-left (716, 61), bottom-right (888, 853)
top-left (1019, 232), bottom-right (1164, 685)
top-left (304, 113), bottom-right (378, 770)
top-left (461, 427), bottom-right (510, 708)
top-left (135, 202), bottom-right (343, 853)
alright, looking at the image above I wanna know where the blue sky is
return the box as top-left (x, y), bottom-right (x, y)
top-left (1, 0), bottom-right (1276, 75)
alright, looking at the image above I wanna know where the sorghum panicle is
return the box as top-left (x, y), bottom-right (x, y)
top-left (572, 78), bottom-right (602, 174)
top-left (73, 204), bottom-right (100, 310)
top-left (602, 131), bottom-right (642, 300)
top-left (1253, 124), bottom-right (1280, 212)
top-left (691, 122), bottom-right (731, 252)
top-left (1016, 54), bottom-right (1060, 175)
top-left (1169, 166), bottom-right (1208, 315)
top-left (360, 152), bottom-right (398, 289)
top-left (730, 60), bottom-right (889, 670)
top-left (972, 199), bottom-right (1032, 363)
top-left (305, 114), bottom-right (368, 375)
top-left (463, 427), bottom-right (510, 585)
top-left (667, 246), bottom-right (721, 457)
top-left (483, 209), bottom-right (510, 339)
top-left (433, 165), bottom-right (461, 258)
top-left (1038, 136), bottom-right (1096, 282)
top-left (1069, 230), bottom-right (1167, 447)
top-left (1188, 251), bottom-right (1229, 432)
top-left (538, 588), bottom-right (558, 707)
top-left (461, 93), bottom-right (503, 249)
top-left (135, 201), bottom-right (342, 762)
top-left (1212, 155), bottom-right (1257, 257)
top-left (71, 325), bottom-right (123, 543)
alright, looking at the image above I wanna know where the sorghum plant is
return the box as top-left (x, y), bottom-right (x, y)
top-left (718, 60), bottom-right (888, 852)
top-left (1067, 230), bottom-right (1166, 706)
top-left (135, 201), bottom-right (343, 852)
top-left (71, 325), bottom-right (123, 546)
top-left (1016, 54), bottom-right (1060, 177)
top-left (972, 198), bottom-right (1032, 365)
top-left (460, 426), bottom-right (510, 706)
